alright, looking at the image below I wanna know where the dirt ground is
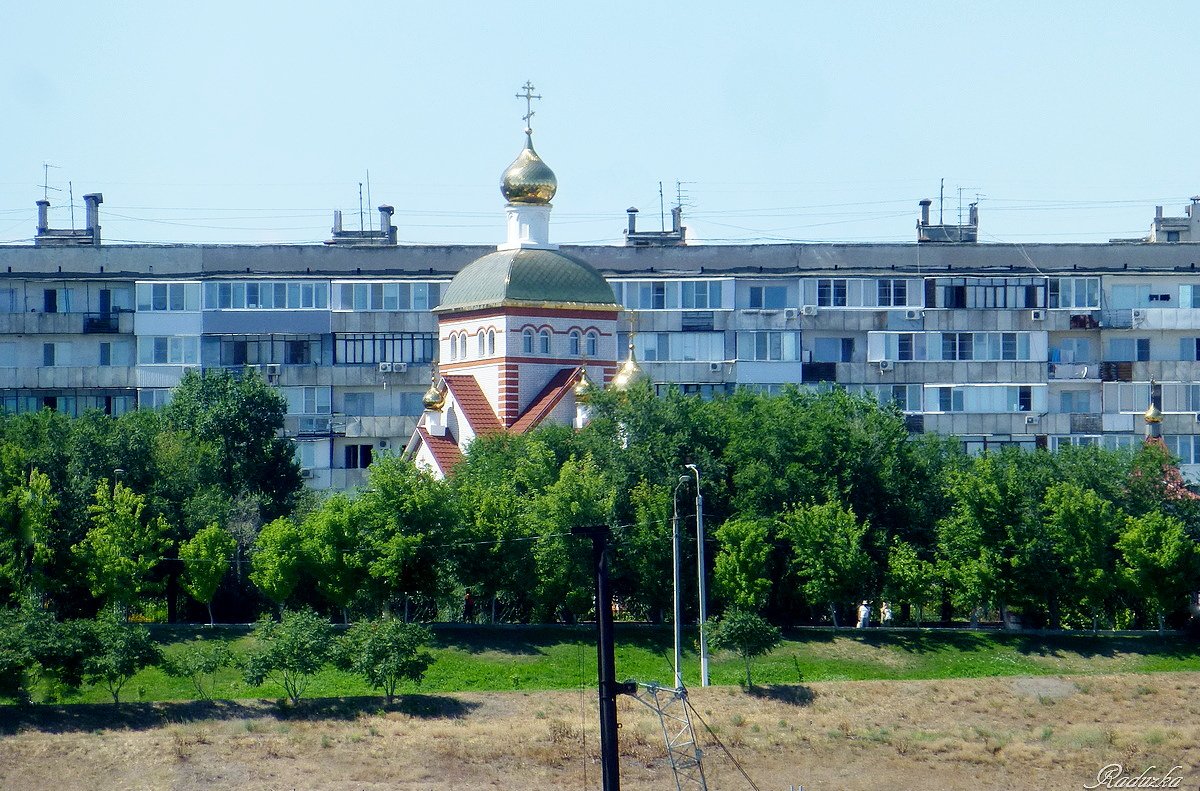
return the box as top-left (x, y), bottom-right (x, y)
top-left (1, 673), bottom-right (1198, 791)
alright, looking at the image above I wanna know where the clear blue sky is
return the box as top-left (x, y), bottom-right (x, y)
top-left (2, 2), bottom-right (1198, 247)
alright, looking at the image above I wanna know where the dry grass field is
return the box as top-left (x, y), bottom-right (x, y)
top-left (2, 672), bottom-right (1197, 790)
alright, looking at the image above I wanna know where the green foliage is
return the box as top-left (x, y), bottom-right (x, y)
top-left (180, 523), bottom-right (237, 624)
top-left (712, 516), bottom-right (774, 612)
top-left (80, 606), bottom-right (162, 703)
top-left (73, 481), bottom-right (167, 612)
top-left (300, 494), bottom-right (365, 618)
top-left (249, 517), bottom-right (307, 607)
top-left (1042, 482), bottom-right (1120, 629)
top-left (1117, 511), bottom-right (1200, 633)
top-left (336, 617), bottom-right (434, 703)
top-left (706, 608), bottom-right (782, 687)
top-left (242, 608), bottom-right (335, 704)
top-left (161, 641), bottom-right (234, 700)
top-left (883, 539), bottom-right (938, 626)
top-left (782, 501), bottom-right (874, 627)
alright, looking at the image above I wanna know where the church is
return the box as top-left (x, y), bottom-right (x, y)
top-left (404, 92), bottom-right (643, 477)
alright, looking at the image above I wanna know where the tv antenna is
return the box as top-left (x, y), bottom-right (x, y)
top-left (40, 163), bottom-right (61, 201)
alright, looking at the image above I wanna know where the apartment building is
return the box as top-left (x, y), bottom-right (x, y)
top-left (5, 198), bottom-right (1200, 484)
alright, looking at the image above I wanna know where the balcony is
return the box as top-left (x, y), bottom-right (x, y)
top-left (82, 313), bottom-right (121, 333)
top-left (1047, 362), bottom-right (1098, 381)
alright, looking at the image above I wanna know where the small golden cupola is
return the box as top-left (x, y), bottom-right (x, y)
top-left (574, 368), bottom-right (596, 401)
top-left (501, 133), bottom-right (557, 205)
top-left (422, 366), bottom-right (446, 412)
top-left (610, 341), bottom-right (649, 391)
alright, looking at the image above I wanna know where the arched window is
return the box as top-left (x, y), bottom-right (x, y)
top-left (586, 331), bottom-right (598, 358)
top-left (487, 329), bottom-right (496, 355)
top-left (522, 328), bottom-right (534, 354)
top-left (477, 331), bottom-right (485, 357)
top-left (538, 329), bottom-right (551, 354)
top-left (448, 333), bottom-right (457, 361)
top-left (458, 333), bottom-right (467, 360)
top-left (568, 330), bottom-right (581, 356)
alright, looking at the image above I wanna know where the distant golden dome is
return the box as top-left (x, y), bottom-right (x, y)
top-left (501, 133), bottom-right (557, 205)
top-left (574, 369), bottom-right (596, 401)
top-left (1144, 403), bottom-right (1163, 423)
top-left (423, 373), bottom-right (446, 412)
top-left (610, 344), bottom-right (649, 391)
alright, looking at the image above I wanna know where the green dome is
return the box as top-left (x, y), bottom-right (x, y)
top-left (435, 248), bottom-right (618, 313)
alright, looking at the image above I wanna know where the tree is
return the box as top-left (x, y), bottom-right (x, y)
top-left (1117, 511), bottom-right (1200, 634)
top-left (301, 494), bottom-right (366, 621)
top-left (1042, 482), bottom-right (1121, 631)
top-left (243, 608), bottom-right (335, 705)
top-left (336, 617), bottom-right (435, 704)
top-left (706, 608), bottom-right (782, 688)
top-left (161, 641), bottom-right (234, 700)
top-left (249, 517), bottom-right (307, 608)
top-left (81, 606), bottom-right (162, 703)
top-left (782, 501), bottom-right (874, 627)
top-left (164, 368), bottom-right (302, 519)
top-left (712, 516), bottom-right (774, 612)
top-left (73, 480), bottom-right (168, 613)
top-left (883, 539), bottom-right (938, 627)
top-left (180, 523), bottom-right (236, 625)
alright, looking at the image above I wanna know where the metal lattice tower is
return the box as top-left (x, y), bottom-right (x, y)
top-left (629, 683), bottom-right (707, 791)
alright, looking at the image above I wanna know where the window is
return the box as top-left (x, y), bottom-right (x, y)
top-left (737, 331), bottom-right (801, 361)
top-left (816, 279), bottom-right (848, 307)
top-left (937, 387), bottom-right (965, 412)
top-left (343, 392), bottom-right (375, 415)
top-left (477, 332), bottom-right (485, 357)
top-left (1167, 231), bottom-right (1181, 243)
top-left (1060, 390), bottom-right (1092, 413)
top-left (458, 333), bottom-right (467, 360)
top-left (569, 330), bottom-right (581, 356)
top-left (487, 329), bottom-right (496, 356)
top-left (1107, 338), bottom-right (1150, 362)
top-left (286, 386), bottom-right (331, 415)
top-left (538, 329), bottom-right (551, 354)
top-left (1051, 337), bottom-right (1092, 364)
top-left (522, 328), bottom-right (534, 354)
top-left (137, 336), bottom-right (199, 364)
top-left (43, 289), bottom-right (58, 313)
top-left (344, 444), bottom-right (374, 469)
top-left (285, 340), bottom-right (314, 365)
top-left (877, 279), bottom-right (909, 307)
top-left (448, 333), bottom-right (458, 361)
top-left (941, 333), bottom-right (973, 361)
top-left (0, 289), bottom-right (18, 313)
top-left (295, 442), bottom-right (317, 471)
top-left (586, 331), bottom-right (598, 357)
top-left (206, 281), bottom-right (329, 310)
top-left (137, 283), bottom-right (200, 311)
top-left (813, 337), bottom-right (854, 363)
top-left (1048, 277), bottom-right (1100, 309)
top-left (681, 280), bottom-right (723, 309)
top-left (43, 343), bottom-right (56, 366)
top-left (333, 333), bottom-right (434, 364)
top-left (749, 285), bottom-right (787, 309)
top-left (99, 342), bottom-right (111, 366)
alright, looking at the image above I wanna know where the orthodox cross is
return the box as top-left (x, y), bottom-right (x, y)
top-left (516, 81), bottom-right (542, 133)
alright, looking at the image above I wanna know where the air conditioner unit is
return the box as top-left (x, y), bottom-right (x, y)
top-left (392, 362), bottom-right (408, 373)
top-left (1025, 415), bottom-right (1040, 425)
top-left (801, 350), bottom-right (813, 363)
top-left (879, 360), bottom-right (894, 372)
top-left (784, 307), bottom-right (798, 319)
top-left (378, 362), bottom-right (393, 373)
top-left (1132, 309), bottom-right (1146, 322)
top-left (708, 362), bottom-right (722, 373)
top-left (904, 309), bottom-right (923, 321)
top-left (800, 305), bottom-right (819, 317)
top-left (1030, 309), bottom-right (1045, 321)
top-left (300, 468), bottom-right (314, 479)
top-left (265, 363), bottom-right (281, 376)
top-left (378, 439), bottom-right (390, 449)
top-left (1194, 412), bottom-right (1200, 424)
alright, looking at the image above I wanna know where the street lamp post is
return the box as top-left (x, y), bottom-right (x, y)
top-left (671, 475), bottom-right (688, 690)
top-left (685, 463), bottom-right (710, 687)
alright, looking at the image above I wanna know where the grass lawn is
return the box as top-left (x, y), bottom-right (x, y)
top-left (18, 623), bottom-right (1200, 705)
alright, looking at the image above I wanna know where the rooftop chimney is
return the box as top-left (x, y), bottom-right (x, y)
top-left (1156, 205), bottom-right (1164, 219)
top-left (919, 199), bottom-right (932, 226)
top-left (333, 210), bottom-right (343, 234)
top-left (36, 200), bottom-right (49, 234)
top-left (83, 193), bottom-right (102, 245)
top-left (626, 207), bottom-right (638, 234)
top-left (378, 205), bottom-right (397, 244)
top-left (671, 205), bottom-right (682, 234)
top-left (969, 202), bottom-right (979, 228)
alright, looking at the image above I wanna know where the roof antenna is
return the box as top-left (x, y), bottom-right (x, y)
top-left (358, 181), bottom-right (364, 233)
top-left (365, 169), bottom-right (372, 232)
top-left (40, 163), bottom-right (61, 201)
top-left (69, 181), bottom-right (75, 231)
top-left (939, 177), bottom-right (944, 225)
top-left (659, 181), bottom-right (665, 232)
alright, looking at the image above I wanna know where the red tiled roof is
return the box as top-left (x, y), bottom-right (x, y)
top-left (442, 375), bottom-right (502, 434)
top-left (416, 426), bottom-right (463, 474)
top-left (510, 367), bottom-right (580, 434)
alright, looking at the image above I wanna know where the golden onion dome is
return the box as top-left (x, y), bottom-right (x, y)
top-left (422, 372), bottom-right (446, 412)
top-left (610, 344), bottom-right (649, 391)
top-left (501, 132), bottom-right (557, 205)
top-left (1144, 403), bottom-right (1163, 423)
top-left (574, 369), bottom-right (596, 401)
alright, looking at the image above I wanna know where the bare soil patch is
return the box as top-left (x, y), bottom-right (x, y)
top-left (1, 673), bottom-right (1198, 790)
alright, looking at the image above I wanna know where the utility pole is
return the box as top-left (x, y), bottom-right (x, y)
top-left (685, 464), bottom-right (709, 686)
top-left (672, 475), bottom-right (689, 690)
top-left (576, 524), bottom-right (636, 791)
